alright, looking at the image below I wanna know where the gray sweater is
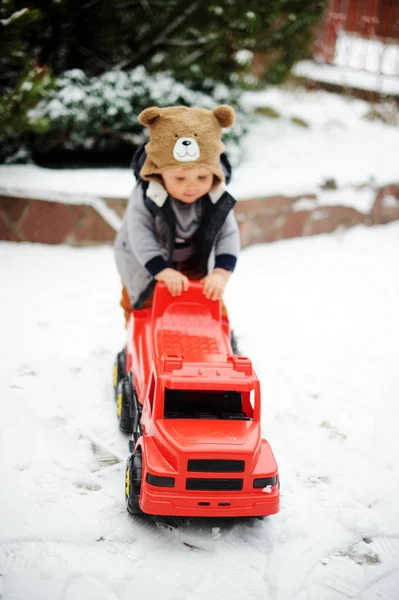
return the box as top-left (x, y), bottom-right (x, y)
top-left (114, 180), bottom-right (240, 308)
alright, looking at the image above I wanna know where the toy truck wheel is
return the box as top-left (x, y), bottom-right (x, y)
top-left (117, 375), bottom-right (134, 434)
top-left (125, 449), bottom-right (143, 516)
top-left (230, 330), bottom-right (240, 355)
top-left (113, 347), bottom-right (126, 400)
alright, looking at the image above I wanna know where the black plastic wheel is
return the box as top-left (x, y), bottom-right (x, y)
top-left (125, 449), bottom-right (143, 515)
top-left (230, 330), bottom-right (240, 355)
top-left (117, 375), bottom-right (134, 433)
top-left (113, 347), bottom-right (126, 400)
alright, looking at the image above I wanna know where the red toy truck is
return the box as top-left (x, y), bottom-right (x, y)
top-left (113, 282), bottom-right (280, 518)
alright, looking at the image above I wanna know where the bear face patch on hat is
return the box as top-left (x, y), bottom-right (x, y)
top-left (173, 136), bottom-right (200, 162)
top-left (138, 105), bottom-right (235, 188)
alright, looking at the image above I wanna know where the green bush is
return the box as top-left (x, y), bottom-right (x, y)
top-left (0, 4), bottom-right (55, 161)
top-left (0, 62), bottom-right (54, 138)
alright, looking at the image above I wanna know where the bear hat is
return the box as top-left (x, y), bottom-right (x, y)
top-left (138, 105), bottom-right (235, 188)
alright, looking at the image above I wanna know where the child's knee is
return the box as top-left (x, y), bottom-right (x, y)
top-left (120, 284), bottom-right (133, 326)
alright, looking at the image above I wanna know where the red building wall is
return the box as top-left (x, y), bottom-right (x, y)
top-left (314, 0), bottom-right (399, 64)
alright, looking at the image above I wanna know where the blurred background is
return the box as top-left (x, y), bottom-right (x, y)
top-left (0, 0), bottom-right (398, 244)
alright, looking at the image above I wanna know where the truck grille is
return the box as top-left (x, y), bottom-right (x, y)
top-left (186, 478), bottom-right (243, 491)
top-left (188, 459), bottom-right (245, 473)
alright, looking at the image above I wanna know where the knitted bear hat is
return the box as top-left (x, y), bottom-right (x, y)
top-left (138, 105), bottom-right (235, 188)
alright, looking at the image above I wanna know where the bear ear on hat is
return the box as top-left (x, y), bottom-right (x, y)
top-left (138, 106), bottom-right (161, 126)
top-left (213, 105), bottom-right (235, 128)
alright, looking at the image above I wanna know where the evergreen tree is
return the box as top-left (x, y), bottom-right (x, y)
top-left (0, 4), bottom-right (40, 88)
top-left (12, 0), bottom-right (326, 87)
top-left (0, 3), bottom-right (54, 160)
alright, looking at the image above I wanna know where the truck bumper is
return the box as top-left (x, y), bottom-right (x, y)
top-left (140, 483), bottom-right (280, 517)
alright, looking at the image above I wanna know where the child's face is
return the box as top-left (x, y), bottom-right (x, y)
top-left (162, 166), bottom-right (214, 203)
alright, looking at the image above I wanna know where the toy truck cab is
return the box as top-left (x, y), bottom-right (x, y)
top-left (117, 282), bottom-right (280, 517)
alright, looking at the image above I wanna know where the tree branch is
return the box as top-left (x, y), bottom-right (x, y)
top-left (101, 125), bottom-right (144, 146)
top-left (251, 14), bottom-right (312, 52)
top-left (73, 41), bottom-right (114, 70)
top-left (117, 0), bottom-right (201, 70)
top-left (139, 0), bottom-right (155, 21)
top-left (80, 0), bottom-right (103, 11)
top-left (163, 33), bottom-right (219, 47)
top-left (180, 46), bottom-right (208, 67)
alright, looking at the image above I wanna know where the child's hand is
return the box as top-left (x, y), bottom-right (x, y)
top-left (202, 269), bottom-right (231, 301)
top-left (155, 268), bottom-right (189, 296)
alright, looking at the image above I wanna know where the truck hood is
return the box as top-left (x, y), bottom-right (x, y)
top-left (156, 419), bottom-right (259, 449)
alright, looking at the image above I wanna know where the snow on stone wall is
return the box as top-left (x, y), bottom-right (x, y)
top-left (1, 184), bottom-right (398, 246)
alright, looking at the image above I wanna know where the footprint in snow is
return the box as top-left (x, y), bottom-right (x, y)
top-left (320, 419), bottom-right (347, 442)
top-left (75, 482), bottom-right (102, 492)
top-left (296, 536), bottom-right (399, 600)
top-left (89, 439), bottom-right (121, 469)
top-left (70, 366), bottom-right (82, 374)
top-left (305, 474), bottom-right (330, 486)
top-left (91, 347), bottom-right (112, 358)
top-left (63, 575), bottom-right (118, 600)
top-left (362, 569), bottom-right (399, 599)
top-left (16, 363), bottom-right (37, 377)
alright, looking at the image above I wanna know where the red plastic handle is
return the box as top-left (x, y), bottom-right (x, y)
top-left (151, 281), bottom-right (221, 322)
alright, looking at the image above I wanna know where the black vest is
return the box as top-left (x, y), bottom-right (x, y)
top-left (134, 183), bottom-right (236, 309)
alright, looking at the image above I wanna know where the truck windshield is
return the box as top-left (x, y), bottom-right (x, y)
top-left (164, 389), bottom-right (252, 420)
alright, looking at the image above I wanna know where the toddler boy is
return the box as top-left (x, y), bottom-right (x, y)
top-left (114, 104), bottom-right (240, 324)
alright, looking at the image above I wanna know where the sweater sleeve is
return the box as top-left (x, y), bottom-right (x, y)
top-left (214, 209), bottom-right (240, 271)
top-left (126, 184), bottom-right (169, 276)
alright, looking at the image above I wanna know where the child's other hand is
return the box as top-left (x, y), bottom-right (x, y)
top-left (202, 269), bottom-right (231, 301)
top-left (155, 268), bottom-right (189, 296)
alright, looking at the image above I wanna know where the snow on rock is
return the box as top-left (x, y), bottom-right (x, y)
top-left (293, 60), bottom-right (399, 97)
top-left (317, 186), bottom-right (376, 212)
top-left (0, 165), bottom-right (134, 202)
top-left (334, 33), bottom-right (399, 77)
top-left (0, 221), bottom-right (398, 599)
top-left (383, 194), bottom-right (399, 209)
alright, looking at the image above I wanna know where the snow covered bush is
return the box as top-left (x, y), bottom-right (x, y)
top-left (27, 67), bottom-right (247, 165)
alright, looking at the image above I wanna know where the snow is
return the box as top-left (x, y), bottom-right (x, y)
top-left (293, 60), bottom-right (399, 96)
top-left (0, 87), bottom-right (398, 207)
top-left (294, 31), bottom-right (399, 96)
top-left (0, 165), bottom-right (132, 201)
top-left (291, 186), bottom-right (378, 216)
top-left (334, 32), bottom-right (399, 77)
top-left (1, 221), bottom-right (399, 599)
top-left (233, 87), bottom-right (398, 200)
top-left (312, 186), bottom-right (376, 213)
top-left (0, 8), bottom-right (29, 26)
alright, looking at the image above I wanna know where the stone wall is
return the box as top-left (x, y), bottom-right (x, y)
top-left (1, 183), bottom-right (398, 247)
top-left (0, 196), bottom-right (116, 244)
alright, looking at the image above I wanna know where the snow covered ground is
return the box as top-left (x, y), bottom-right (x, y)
top-left (1, 221), bottom-right (399, 600)
top-left (1, 86), bottom-right (398, 207)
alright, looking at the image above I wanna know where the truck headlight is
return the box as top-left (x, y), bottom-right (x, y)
top-left (253, 475), bottom-right (277, 488)
top-left (146, 473), bottom-right (175, 487)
